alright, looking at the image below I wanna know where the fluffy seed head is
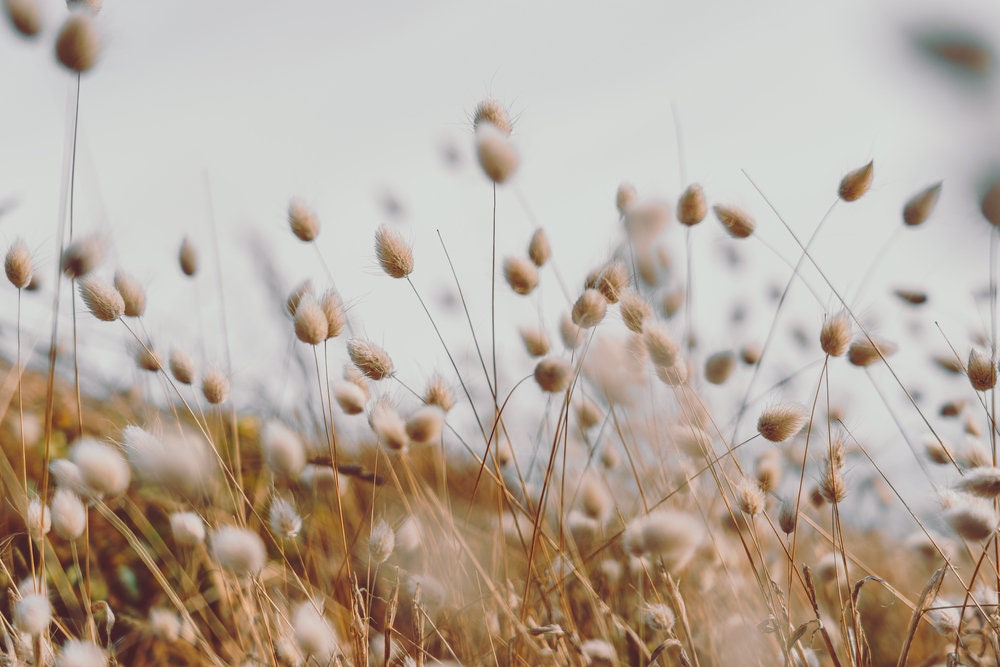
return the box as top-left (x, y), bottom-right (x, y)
top-left (113, 270), bottom-right (146, 317)
top-left (201, 368), bottom-right (230, 404)
top-left (370, 400), bottom-right (408, 451)
top-left (559, 312), bottom-right (582, 349)
top-left (980, 175), bottom-right (1000, 228)
top-left (405, 406), bottom-right (444, 443)
top-left (70, 438), bottom-right (130, 497)
top-left (320, 289), bottom-right (345, 338)
top-left (61, 235), bottom-right (103, 278)
top-left (178, 237), bottom-right (198, 277)
top-left (134, 344), bottom-right (162, 372)
top-left (968, 348), bottom-right (996, 391)
top-left (534, 357), bottom-right (573, 393)
top-left (26, 497), bottom-right (50, 540)
top-left (670, 424), bottom-right (712, 458)
top-left (56, 639), bottom-right (107, 667)
top-left (577, 473), bottom-right (612, 520)
top-left (519, 327), bottom-right (550, 357)
top-left (528, 228), bottom-right (551, 266)
top-left (423, 375), bottom-right (455, 412)
top-left (149, 607), bottom-right (181, 642)
top-left (375, 224), bottom-right (414, 278)
top-left (757, 404), bottom-right (807, 442)
top-left (924, 435), bottom-right (954, 465)
top-left (288, 199), bottom-right (320, 242)
top-left (571, 289), bottom-right (607, 328)
top-left (368, 518), bottom-right (395, 565)
top-left (503, 256), bottom-right (539, 295)
top-left (629, 510), bottom-right (702, 570)
top-left (55, 13), bottom-right (99, 73)
top-left (642, 602), bottom-right (676, 632)
top-left (945, 495), bottom-right (998, 541)
top-left (5, 238), bottom-right (32, 288)
top-left (262, 421), bottom-right (306, 479)
top-left (956, 467), bottom-right (1000, 498)
top-left (616, 182), bottom-right (638, 216)
top-left (661, 288), bottom-right (685, 318)
top-left (285, 279), bottom-right (312, 317)
top-left (585, 261), bottom-right (629, 304)
top-left (169, 347), bottom-right (196, 385)
top-left (903, 182), bottom-right (942, 226)
top-left (677, 183), bottom-right (707, 226)
top-left (618, 290), bottom-right (650, 333)
top-left (79, 277), bottom-right (124, 321)
top-left (778, 499), bottom-right (797, 534)
top-left (333, 382), bottom-right (367, 415)
top-left (838, 160), bottom-right (874, 202)
top-left (576, 398), bottom-right (602, 430)
top-left (643, 324), bottom-right (679, 368)
top-left (51, 488), bottom-right (86, 540)
top-left (268, 496), bottom-right (302, 540)
top-left (14, 592), bottom-right (51, 635)
top-left (755, 449), bottom-right (783, 492)
top-left (475, 122), bottom-right (518, 184)
top-left (347, 338), bottom-right (393, 380)
top-left (713, 205), bottom-right (755, 238)
top-left (820, 312), bottom-right (852, 356)
top-left (848, 336), bottom-right (897, 367)
top-left (5, 0), bottom-right (42, 37)
top-left (737, 477), bottom-right (766, 516)
top-left (704, 350), bottom-right (736, 384)
top-left (294, 294), bottom-right (328, 345)
top-left (210, 526), bottom-right (266, 576)
top-left (292, 602), bottom-right (336, 662)
top-left (472, 98), bottom-right (511, 135)
top-left (927, 599), bottom-right (960, 637)
top-left (170, 511), bottom-right (205, 546)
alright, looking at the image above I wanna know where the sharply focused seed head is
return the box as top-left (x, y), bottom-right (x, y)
top-left (819, 460), bottom-right (847, 503)
top-left (534, 357), bottom-right (573, 393)
top-left (210, 526), bottom-right (266, 576)
top-left (968, 348), bottom-right (997, 391)
top-left (178, 237), bottom-right (198, 277)
top-left (319, 289), bottom-right (345, 338)
top-left (503, 256), bottom-right (539, 295)
top-left (848, 337), bottom-right (896, 366)
top-left (5, 0), bottom-right (42, 37)
top-left (571, 288), bottom-right (607, 328)
top-left (677, 183), bottom-right (708, 226)
top-left (169, 347), bottom-right (196, 385)
top-left (704, 350), bottom-right (736, 385)
top-left (288, 199), bottom-right (320, 242)
top-left (61, 235), bottom-right (104, 278)
top-left (347, 338), bottom-right (393, 380)
top-left (642, 602), bottom-right (676, 632)
top-left (375, 224), bottom-right (414, 278)
top-left (618, 290), bottom-right (650, 333)
top-left (838, 160), bottom-right (874, 202)
top-left (268, 496), bottom-right (302, 540)
top-left (201, 368), bottom-right (230, 404)
top-left (294, 294), bottom-right (328, 345)
top-left (520, 327), bottom-right (550, 357)
top-left (713, 204), bottom-right (755, 238)
top-left (472, 98), bottom-right (512, 135)
top-left (903, 182), bottom-right (942, 226)
top-left (528, 228), bottom-right (551, 266)
top-left (757, 404), bottom-right (807, 442)
top-left (55, 12), bottom-right (99, 73)
top-left (5, 238), bottom-right (32, 288)
top-left (113, 270), bottom-right (146, 317)
top-left (820, 312), bottom-right (851, 356)
top-left (475, 122), bottom-right (518, 184)
top-left (79, 276), bottom-right (124, 321)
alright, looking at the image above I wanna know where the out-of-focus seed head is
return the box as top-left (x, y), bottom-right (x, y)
top-left (968, 348), bottom-right (997, 391)
top-left (704, 350), bottom-right (736, 385)
top-left (585, 260), bottom-right (630, 304)
top-left (51, 487), bottom-right (86, 540)
top-left (713, 205), bottom-right (755, 238)
top-left (956, 467), bottom-right (1000, 498)
top-left (113, 270), bottom-right (146, 317)
top-left (262, 421), bottom-right (306, 479)
top-left (347, 338), bottom-right (393, 380)
top-left (368, 518), bottom-right (395, 565)
top-left (820, 312), bottom-right (851, 357)
top-left (5, 238), bottom-right (32, 289)
top-left (618, 290), bottom-right (650, 333)
top-left (369, 400), bottom-right (408, 451)
top-left (320, 289), bottom-right (345, 339)
top-left (148, 607), bottom-right (181, 642)
top-left (292, 602), bottom-right (336, 663)
top-left (5, 0), bottom-right (42, 37)
top-left (819, 460), bottom-right (847, 503)
top-left (848, 337), bottom-right (896, 367)
top-left (210, 526), bottom-right (266, 577)
top-left (982, 176), bottom-right (1000, 228)
top-left (293, 294), bottom-right (328, 345)
top-left (170, 511), bottom-right (205, 546)
top-left (520, 327), bottom-right (550, 357)
top-left (333, 382), bottom-right (366, 415)
top-left (757, 404), bottom-right (807, 443)
top-left (740, 343), bottom-right (761, 365)
top-left (571, 289), bottom-right (607, 328)
top-left (70, 438), bottom-right (130, 497)
top-left (903, 182), bottom-right (942, 226)
top-left (25, 497), bottom-right (50, 540)
top-left (475, 122), bottom-right (518, 184)
top-left (169, 347), bottom-right (196, 385)
top-left (55, 12), bottom-right (99, 73)
top-left (924, 435), bottom-right (954, 465)
top-left (778, 499), bottom-right (797, 534)
top-left (838, 160), bottom-right (874, 202)
top-left (677, 183), bottom-right (707, 226)
top-left (755, 449), bottom-right (782, 492)
top-left (57, 639), bottom-right (107, 667)
top-left (286, 279), bottom-right (312, 317)
top-left (534, 357), bottom-right (573, 393)
top-left (288, 199), bottom-right (319, 242)
top-left (737, 477), bottom-right (766, 516)
top-left (945, 494), bottom-right (998, 541)
top-left (528, 228), bottom-right (551, 267)
top-left (643, 323), bottom-right (679, 368)
top-left (201, 368), bottom-right (230, 405)
top-left (559, 312), bottom-right (582, 349)
top-left (576, 398), bottom-right (602, 431)
top-left (14, 592), bottom-right (51, 635)
top-left (616, 182), bottom-right (638, 216)
top-left (472, 98), bottom-right (512, 135)
top-left (423, 375), bottom-right (455, 412)
top-left (268, 496), bottom-right (302, 540)
top-left (662, 288), bottom-right (685, 318)
top-left (134, 343), bottom-right (162, 372)
top-left (374, 224), bottom-right (413, 279)
top-left (178, 237), bottom-right (198, 277)
top-left (894, 288), bottom-right (927, 305)
top-left (405, 406), bottom-right (444, 443)
top-left (503, 256), bottom-right (539, 295)
top-left (61, 235), bottom-right (103, 278)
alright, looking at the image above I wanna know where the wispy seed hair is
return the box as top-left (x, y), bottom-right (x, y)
top-left (423, 375), bottom-right (455, 412)
top-left (286, 279), bottom-right (313, 317)
top-left (347, 338), bottom-right (393, 380)
top-left (320, 289), bottom-right (345, 338)
top-left (375, 224), bottom-right (414, 278)
top-left (472, 98), bottom-right (512, 135)
top-left (838, 160), bottom-right (874, 202)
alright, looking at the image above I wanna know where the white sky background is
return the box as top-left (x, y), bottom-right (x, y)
top-left (3, 1), bottom-right (1000, 518)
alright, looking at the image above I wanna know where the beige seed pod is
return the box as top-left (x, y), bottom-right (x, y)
top-left (333, 382), bottom-right (366, 415)
top-left (956, 467), bottom-right (1000, 498)
top-left (923, 435), bottom-right (954, 465)
top-left (286, 279), bottom-right (313, 317)
top-left (757, 404), bottom-right (807, 443)
top-left (571, 289), bottom-right (607, 328)
top-left (169, 347), bottom-right (196, 385)
top-left (778, 499), bottom-right (797, 534)
top-left (737, 477), bottom-right (766, 516)
top-left (528, 228), bottom-right (551, 267)
top-left (534, 357), bottom-right (573, 393)
top-left (423, 375), bottom-right (455, 412)
top-left (201, 368), bottom-right (229, 405)
top-left (619, 290), bottom-right (650, 333)
top-left (78, 276), bottom-right (124, 321)
top-left (288, 199), bottom-right (319, 242)
top-left (616, 182), bottom-right (638, 216)
top-left (113, 270), bottom-right (146, 317)
top-left (405, 406), bottom-right (444, 443)
top-left (820, 311), bottom-right (851, 357)
top-left (968, 348), bottom-right (997, 391)
top-left (519, 327), bottom-right (550, 357)
top-left (982, 177), bottom-right (1000, 228)
top-left (5, 0), bottom-right (42, 37)
top-left (179, 237), bottom-right (198, 277)
top-left (319, 289), bottom-right (345, 339)
top-left (344, 365), bottom-right (371, 398)
top-left (293, 294), bottom-right (328, 345)
top-left (347, 338), bottom-right (393, 380)
top-left (61, 235), bottom-right (103, 278)
top-left (740, 343), bottom-right (761, 365)
top-left (713, 205), bottom-right (755, 238)
top-left (662, 288), bottom-right (684, 318)
top-left (838, 160), bottom-right (874, 202)
top-left (472, 98), bottom-right (512, 136)
top-left (704, 351), bottom-right (736, 385)
top-left (559, 312), bottom-right (582, 349)
top-left (475, 122), bottom-right (518, 184)
top-left (375, 224), bottom-right (413, 278)
top-left (135, 344), bottom-right (162, 372)
top-left (5, 238), bottom-right (32, 289)
top-left (55, 12), bottom-right (99, 73)
top-left (848, 337), bottom-right (896, 367)
top-left (370, 400), bottom-right (408, 451)
top-left (903, 182), bottom-right (942, 226)
top-left (503, 256), bottom-right (538, 295)
top-left (643, 324), bottom-right (679, 368)
top-left (677, 183), bottom-right (707, 226)
top-left (586, 260), bottom-right (629, 304)
top-left (576, 399), bottom-right (602, 430)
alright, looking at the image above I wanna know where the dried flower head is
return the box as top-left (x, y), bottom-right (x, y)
top-left (294, 294), bottom-right (328, 345)
top-left (945, 495), bottom-right (998, 541)
top-left (370, 400), bottom-right (408, 451)
top-left (643, 324), bottom-right (679, 368)
top-left (423, 375), bottom-right (455, 412)
top-left (210, 526), bottom-right (267, 576)
top-left (475, 122), bottom-right (518, 184)
top-left (375, 224), bottom-right (413, 278)
top-left (55, 12), bottom-right (99, 73)
top-left (838, 160), bottom-right (874, 202)
top-left (586, 261), bottom-right (629, 304)
top-left (169, 347), bottom-right (196, 385)
top-left (61, 235), bottom-right (103, 278)
top-left (288, 199), bottom-right (319, 242)
top-left (520, 327), bottom-right (550, 357)
top-left (848, 337), bottom-right (896, 367)
top-left (178, 237), bottom-right (198, 277)
top-left (737, 476), bottom-right (766, 516)
top-left (51, 487), bottom-right (86, 540)
top-left (78, 276), bottom-right (124, 321)
top-left (571, 289), bottom-right (607, 328)
top-left (618, 290), bottom-right (650, 333)
top-left (5, 0), bottom-right (42, 37)
top-left (757, 404), bottom-right (807, 443)
top-left (820, 312), bottom-right (851, 357)
top-left (320, 289), bottom-right (345, 338)
top-left (713, 205), bottom-right (755, 238)
top-left (527, 229), bottom-right (552, 267)
top-left (113, 270), bottom-right (146, 317)
top-left (405, 406), bottom-right (444, 443)
top-left (677, 183), bottom-right (708, 226)
top-left (534, 357), bottom-right (573, 393)
top-left (269, 496), bottom-right (302, 540)
top-left (368, 518), bottom-right (395, 565)
top-left (5, 238), bottom-right (32, 289)
top-left (903, 182), bottom-right (942, 226)
top-left (819, 460), bottom-right (847, 503)
top-left (704, 350), bottom-right (736, 385)
top-left (262, 421), bottom-right (306, 479)
top-left (347, 338), bottom-right (393, 380)
top-left (170, 511), bottom-right (205, 546)
top-left (472, 98), bottom-right (512, 135)
top-left (503, 256), bottom-right (539, 295)
top-left (201, 368), bottom-right (230, 405)
top-left (956, 467), bottom-right (1000, 498)
top-left (70, 438), bottom-right (130, 497)
top-left (968, 348), bottom-right (997, 391)
top-left (14, 592), bottom-right (51, 635)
